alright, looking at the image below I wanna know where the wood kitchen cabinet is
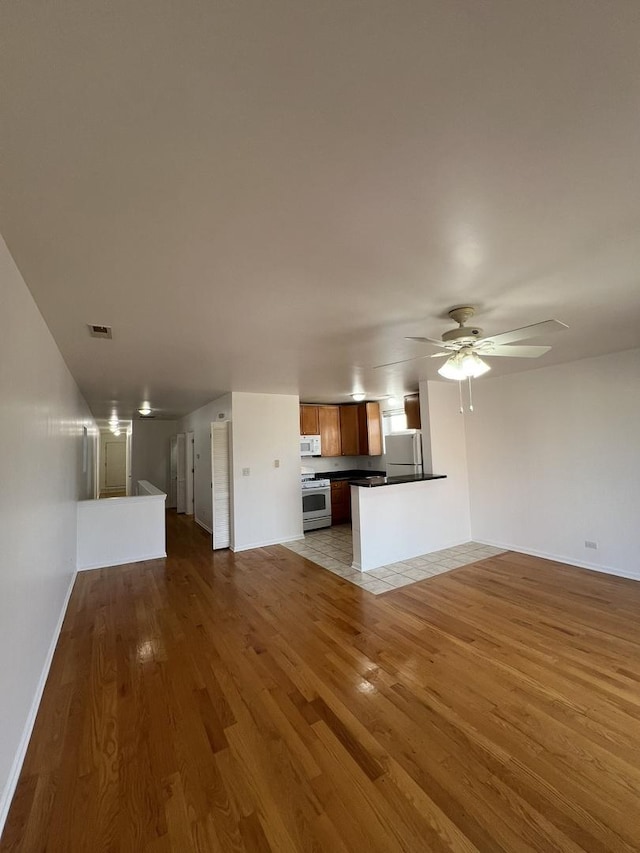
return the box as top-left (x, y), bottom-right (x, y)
top-left (317, 405), bottom-right (342, 456)
top-left (299, 401), bottom-right (381, 457)
top-left (331, 480), bottom-right (351, 524)
top-left (339, 406), bottom-right (360, 456)
top-left (357, 402), bottom-right (383, 456)
top-left (300, 405), bottom-right (319, 435)
top-left (404, 393), bottom-right (421, 429)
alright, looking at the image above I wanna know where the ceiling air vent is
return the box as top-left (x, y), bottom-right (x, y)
top-left (88, 324), bottom-right (112, 339)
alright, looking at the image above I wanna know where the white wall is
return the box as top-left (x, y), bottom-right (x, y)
top-left (351, 380), bottom-right (472, 571)
top-left (131, 419), bottom-right (177, 498)
top-left (178, 394), bottom-right (232, 533)
top-left (302, 454), bottom-right (385, 474)
top-left (77, 494), bottom-right (166, 571)
top-left (426, 379), bottom-right (472, 540)
top-left (231, 392), bottom-right (303, 550)
top-left (0, 235), bottom-right (97, 831)
top-left (352, 478), bottom-right (460, 570)
top-left (418, 380), bottom-right (434, 473)
top-left (465, 348), bottom-right (640, 579)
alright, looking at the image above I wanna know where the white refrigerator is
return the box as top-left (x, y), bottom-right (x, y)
top-left (385, 431), bottom-right (423, 477)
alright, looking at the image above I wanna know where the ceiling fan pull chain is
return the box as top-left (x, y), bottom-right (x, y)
top-left (458, 379), bottom-right (464, 414)
top-left (468, 376), bottom-right (474, 412)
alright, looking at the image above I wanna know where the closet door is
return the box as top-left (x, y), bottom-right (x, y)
top-left (186, 431), bottom-right (194, 515)
top-left (176, 433), bottom-right (186, 513)
top-left (169, 436), bottom-right (178, 508)
top-left (211, 422), bottom-right (231, 549)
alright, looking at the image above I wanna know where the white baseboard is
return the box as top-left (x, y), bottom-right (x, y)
top-left (77, 551), bottom-right (166, 572)
top-left (195, 517), bottom-right (213, 534)
top-left (474, 539), bottom-right (640, 582)
top-left (279, 533), bottom-right (305, 544)
top-left (231, 532), bottom-right (305, 553)
top-left (0, 570), bottom-right (77, 837)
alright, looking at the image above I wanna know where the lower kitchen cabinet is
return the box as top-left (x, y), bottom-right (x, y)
top-left (331, 480), bottom-right (351, 525)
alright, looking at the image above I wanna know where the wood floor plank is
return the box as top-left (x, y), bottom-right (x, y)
top-left (2, 512), bottom-right (640, 852)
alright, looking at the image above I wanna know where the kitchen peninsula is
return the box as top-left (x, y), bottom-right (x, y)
top-left (350, 474), bottom-right (454, 571)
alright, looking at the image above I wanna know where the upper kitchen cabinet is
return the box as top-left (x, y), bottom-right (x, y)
top-left (339, 406), bottom-right (359, 456)
top-left (317, 405), bottom-right (342, 456)
top-left (299, 401), bottom-right (381, 456)
top-left (358, 402), bottom-right (383, 456)
top-left (404, 393), bottom-right (421, 429)
top-left (300, 404), bottom-right (319, 435)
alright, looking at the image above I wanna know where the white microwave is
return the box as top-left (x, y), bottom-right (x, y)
top-left (300, 435), bottom-right (322, 456)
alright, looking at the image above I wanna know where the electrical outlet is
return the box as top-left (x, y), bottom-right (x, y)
top-left (274, 459), bottom-right (280, 468)
top-left (242, 467), bottom-right (250, 477)
top-left (585, 540), bottom-right (598, 550)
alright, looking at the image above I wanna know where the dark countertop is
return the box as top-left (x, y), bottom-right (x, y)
top-left (317, 469), bottom-right (386, 482)
top-left (350, 473), bottom-right (447, 488)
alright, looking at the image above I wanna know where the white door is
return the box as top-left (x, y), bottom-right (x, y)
top-left (211, 422), bottom-right (231, 549)
top-left (186, 431), bottom-right (194, 515)
top-left (125, 430), bottom-right (132, 496)
top-left (176, 433), bottom-right (186, 513)
top-left (169, 436), bottom-right (178, 508)
top-left (105, 441), bottom-right (126, 489)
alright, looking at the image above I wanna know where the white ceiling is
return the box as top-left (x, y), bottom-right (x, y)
top-left (1, 1), bottom-right (640, 419)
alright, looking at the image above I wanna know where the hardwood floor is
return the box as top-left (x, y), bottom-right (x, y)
top-left (2, 514), bottom-right (640, 852)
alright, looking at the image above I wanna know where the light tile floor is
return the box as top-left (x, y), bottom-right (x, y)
top-left (282, 525), bottom-right (506, 595)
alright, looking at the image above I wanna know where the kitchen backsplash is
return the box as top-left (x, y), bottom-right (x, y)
top-left (301, 454), bottom-right (385, 474)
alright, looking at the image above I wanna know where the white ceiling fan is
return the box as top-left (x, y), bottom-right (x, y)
top-left (377, 306), bottom-right (568, 380)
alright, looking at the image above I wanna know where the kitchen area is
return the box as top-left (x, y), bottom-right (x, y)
top-left (287, 386), bottom-right (502, 592)
top-left (299, 396), bottom-right (423, 533)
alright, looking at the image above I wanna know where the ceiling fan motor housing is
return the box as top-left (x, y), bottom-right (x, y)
top-left (442, 325), bottom-right (484, 344)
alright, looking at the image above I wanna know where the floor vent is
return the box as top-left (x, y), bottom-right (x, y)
top-left (88, 324), bottom-right (112, 339)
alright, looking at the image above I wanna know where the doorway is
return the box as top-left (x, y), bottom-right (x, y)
top-left (98, 430), bottom-right (128, 497)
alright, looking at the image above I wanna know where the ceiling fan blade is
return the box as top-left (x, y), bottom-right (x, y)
top-left (481, 345), bottom-right (551, 358)
top-left (479, 319), bottom-right (568, 347)
top-left (405, 336), bottom-right (449, 348)
top-left (373, 354), bottom-right (432, 369)
top-left (430, 352), bottom-right (450, 358)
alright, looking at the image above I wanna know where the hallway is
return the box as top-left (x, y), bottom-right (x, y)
top-left (2, 513), bottom-right (640, 851)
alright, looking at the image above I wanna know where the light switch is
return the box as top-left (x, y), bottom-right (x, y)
top-left (274, 459), bottom-right (280, 468)
top-left (242, 467), bottom-right (250, 477)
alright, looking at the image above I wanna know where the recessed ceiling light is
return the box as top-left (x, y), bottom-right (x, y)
top-left (351, 393), bottom-right (365, 402)
top-left (113, 429), bottom-right (121, 436)
top-left (138, 404), bottom-right (152, 416)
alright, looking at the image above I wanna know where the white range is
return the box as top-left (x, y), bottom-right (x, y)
top-left (301, 471), bottom-right (331, 531)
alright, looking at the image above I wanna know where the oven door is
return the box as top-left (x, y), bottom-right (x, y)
top-left (302, 488), bottom-right (331, 520)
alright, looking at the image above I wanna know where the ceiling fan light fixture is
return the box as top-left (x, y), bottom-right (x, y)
top-left (351, 392), bottom-right (365, 402)
top-left (437, 354), bottom-right (467, 381)
top-left (460, 352), bottom-right (491, 378)
top-left (438, 351), bottom-right (491, 381)
top-left (138, 404), bottom-right (152, 416)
